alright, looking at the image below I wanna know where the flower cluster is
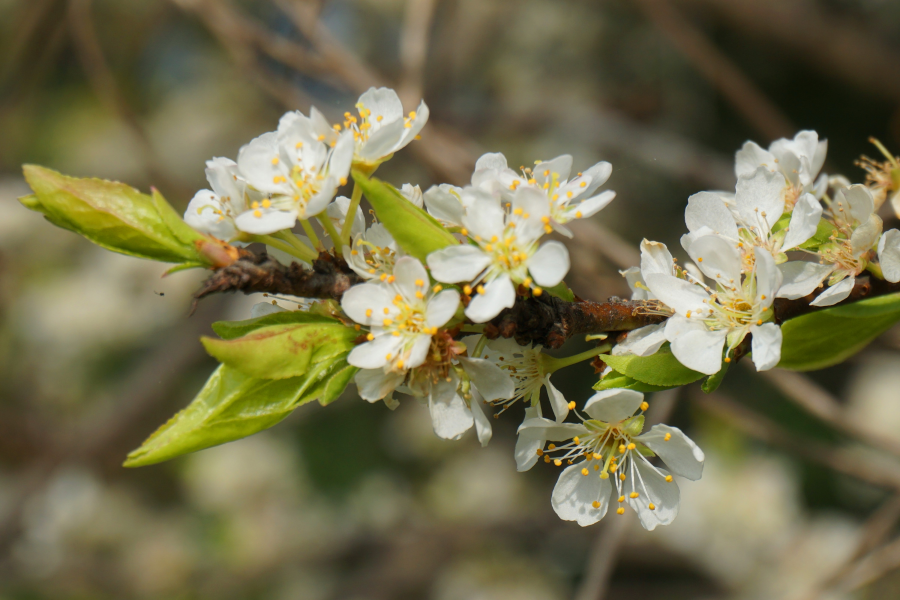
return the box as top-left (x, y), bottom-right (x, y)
top-left (613, 131), bottom-right (900, 376)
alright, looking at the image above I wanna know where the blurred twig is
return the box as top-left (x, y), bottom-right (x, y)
top-left (762, 369), bottom-right (900, 459)
top-left (398, 0), bottom-right (438, 106)
top-left (633, 0), bottom-right (794, 141)
top-left (574, 388), bottom-right (680, 600)
top-left (693, 391), bottom-right (900, 491)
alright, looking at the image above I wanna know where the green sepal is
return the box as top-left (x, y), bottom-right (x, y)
top-left (593, 369), bottom-right (676, 393)
top-left (701, 362), bottom-right (729, 393)
top-left (779, 291), bottom-right (900, 371)
top-left (798, 219), bottom-right (837, 251)
top-left (211, 310), bottom-right (342, 340)
top-left (598, 343), bottom-right (704, 387)
top-left (202, 321), bottom-right (358, 380)
top-left (545, 281), bottom-right (575, 302)
top-left (22, 165), bottom-right (208, 265)
top-left (352, 171), bottom-right (457, 261)
top-left (123, 357), bottom-right (352, 467)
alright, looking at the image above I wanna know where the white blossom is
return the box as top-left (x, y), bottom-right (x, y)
top-left (518, 389), bottom-right (704, 529)
top-left (326, 195), bottom-right (365, 239)
top-left (312, 87), bottom-right (428, 169)
top-left (878, 229), bottom-right (900, 283)
top-left (343, 222), bottom-right (402, 281)
top-left (235, 113), bottom-right (354, 234)
top-left (400, 183), bottom-right (424, 208)
top-left (427, 187), bottom-right (570, 322)
top-left (735, 130), bottom-right (828, 207)
top-left (643, 240), bottom-right (783, 375)
top-left (184, 157), bottom-right (251, 241)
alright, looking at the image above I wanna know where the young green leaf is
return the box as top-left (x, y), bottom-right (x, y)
top-left (124, 358), bottom-right (350, 467)
top-left (599, 343), bottom-right (704, 387)
top-left (701, 362), bottom-right (729, 393)
top-left (211, 310), bottom-right (341, 340)
top-left (352, 171), bottom-right (457, 261)
top-left (779, 292), bottom-right (900, 371)
top-left (202, 321), bottom-right (358, 380)
top-left (22, 165), bottom-right (208, 265)
top-left (593, 369), bottom-right (676, 392)
top-left (545, 281), bottom-right (576, 302)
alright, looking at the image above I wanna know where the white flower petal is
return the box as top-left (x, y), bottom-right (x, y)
top-left (810, 276), bottom-right (855, 307)
top-left (426, 289), bottom-right (461, 328)
top-left (776, 261), bottom-right (833, 299)
top-left (735, 141), bottom-right (776, 179)
top-left (782, 193), bottom-right (823, 251)
top-left (458, 357), bottom-right (514, 402)
top-left (754, 248), bottom-right (782, 308)
top-left (184, 190), bottom-right (238, 240)
top-left (358, 87), bottom-right (404, 124)
top-left (640, 240), bottom-right (675, 277)
top-left (614, 323), bottom-right (667, 357)
top-left (687, 235), bottom-right (743, 286)
top-left (583, 389), bottom-right (644, 423)
top-left (665, 316), bottom-right (727, 376)
top-left (355, 368), bottom-right (404, 401)
top-left (428, 373), bottom-right (473, 440)
top-left (750, 322), bottom-right (782, 371)
top-left (400, 183), bottom-right (424, 208)
top-left (237, 131), bottom-right (291, 195)
top-left (424, 184), bottom-right (466, 226)
top-left (514, 405), bottom-right (545, 471)
top-left (474, 152), bottom-right (509, 171)
top-left (533, 155), bottom-right (573, 186)
top-left (341, 283), bottom-right (395, 325)
top-left (851, 213), bottom-right (883, 256)
top-left (621, 266), bottom-right (652, 301)
top-left (635, 425), bottom-right (704, 481)
top-left (551, 463), bottom-right (611, 527)
top-left (644, 273), bottom-right (710, 318)
top-left (470, 390), bottom-right (493, 447)
top-left (878, 229), bottom-right (900, 283)
top-left (250, 302), bottom-right (287, 318)
top-left (462, 195), bottom-right (506, 241)
top-left (579, 161), bottom-right (613, 198)
top-left (405, 334), bottom-right (432, 369)
top-left (625, 461), bottom-right (679, 531)
top-left (684, 191), bottom-right (739, 239)
top-left (545, 375), bottom-right (569, 423)
top-left (427, 245), bottom-right (492, 283)
top-left (465, 275), bottom-right (516, 322)
top-left (528, 241), bottom-right (570, 287)
top-left (347, 334), bottom-right (404, 369)
top-left (841, 184), bottom-right (875, 224)
top-left (393, 256), bottom-right (429, 300)
top-left (735, 167), bottom-right (786, 232)
top-left (517, 418), bottom-right (587, 441)
top-left (234, 208), bottom-right (298, 235)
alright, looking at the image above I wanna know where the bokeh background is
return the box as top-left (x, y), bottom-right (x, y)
top-left (3, 0), bottom-right (900, 598)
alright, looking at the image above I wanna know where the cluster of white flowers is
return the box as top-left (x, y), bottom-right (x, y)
top-left (184, 87), bottom-right (427, 240)
top-left (613, 131), bottom-right (900, 376)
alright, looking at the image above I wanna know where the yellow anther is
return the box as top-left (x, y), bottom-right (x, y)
top-left (665, 475), bottom-right (673, 482)
top-left (409, 111), bottom-right (417, 119)
top-left (536, 448), bottom-right (544, 456)
top-left (253, 209), bottom-right (262, 218)
top-left (271, 156), bottom-right (279, 165)
top-left (394, 294), bottom-right (403, 303)
top-left (593, 453), bottom-right (602, 460)
top-left (627, 443), bottom-right (635, 450)
top-left (385, 353), bottom-right (392, 360)
top-left (354, 324), bottom-right (361, 331)
top-left (761, 295), bottom-right (767, 300)
top-left (580, 181), bottom-right (587, 188)
top-left (463, 285), bottom-right (473, 295)
top-left (567, 191), bottom-right (573, 198)
top-left (599, 471), bottom-right (609, 479)
top-left (376, 115), bottom-right (383, 122)
top-left (575, 211), bottom-right (582, 218)
top-left (573, 436), bottom-right (580, 444)
top-left (664, 433), bottom-right (671, 441)
top-left (365, 309), bottom-right (373, 317)
top-left (541, 216), bottom-right (550, 224)
top-left (640, 402), bottom-right (649, 411)
top-left (553, 459), bottom-right (562, 466)
top-left (567, 401), bottom-right (576, 410)
top-left (380, 273), bottom-right (388, 282)
top-left (366, 333), bottom-right (374, 341)
top-left (387, 275), bottom-right (395, 283)
top-left (594, 464), bottom-right (599, 471)
top-left (581, 468), bottom-right (589, 476)
top-left (757, 319), bottom-right (763, 326)
top-left (513, 207), bottom-right (523, 215)
top-left (698, 257), bottom-right (703, 262)
top-left (383, 318), bottom-right (393, 326)
top-left (543, 455), bottom-right (551, 463)
top-left (295, 142), bottom-right (303, 149)
top-left (609, 463), bottom-right (618, 472)
top-left (686, 311), bottom-right (692, 318)
top-left (392, 331), bottom-right (400, 337)
top-left (533, 287), bottom-right (543, 296)
top-left (415, 291), bottom-right (424, 299)
top-left (433, 284), bottom-right (443, 292)
top-left (618, 444), bottom-right (626, 453)
top-left (396, 359), bottom-right (404, 368)
top-left (629, 492), bottom-right (639, 499)
top-left (618, 495), bottom-right (625, 503)
top-left (460, 228), bottom-right (469, 236)
top-left (415, 279), bottom-right (424, 287)
top-left (317, 134), bottom-right (325, 141)
top-left (724, 357), bottom-right (732, 363)
top-left (384, 307), bottom-right (390, 314)
top-left (592, 501), bottom-right (601, 509)
top-left (619, 473), bottom-right (626, 481)
top-left (251, 201), bottom-right (260, 209)
top-left (648, 503), bottom-right (656, 510)
top-left (476, 285), bottom-right (485, 294)
top-left (339, 177), bottom-right (347, 186)
top-left (484, 244), bottom-right (493, 252)
top-left (548, 444), bottom-right (556, 450)
top-left (523, 277), bottom-right (533, 287)
top-left (617, 507), bottom-right (625, 515)
top-left (332, 124), bottom-right (342, 131)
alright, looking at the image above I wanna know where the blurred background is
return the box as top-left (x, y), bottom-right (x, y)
top-left (3, 0), bottom-right (900, 598)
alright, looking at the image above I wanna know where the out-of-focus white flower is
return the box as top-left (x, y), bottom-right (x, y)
top-left (878, 228), bottom-right (900, 283)
top-left (400, 183), bottom-right (423, 208)
top-left (644, 240), bottom-right (783, 375)
top-left (343, 222), bottom-right (401, 281)
top-left (810, 185), bottom-right (882, 306)
top-left (326, 195), bottom-right (365, 239)
top-left (682, 167), bottom-right (829, 300)
top-left (184, 157), bottom-right (249, 241)
top-left (427, 187), bottom-right (570, 322)
top-left (475, 336), bottom-right (570, 423)
top-left (735, 130), bottom-right (828, 207)
top-left (313, 87), bottom-right (428, 169)
top-left (470, 152), bottom-right (616, 237)
top-left (235, 114), bottom-right (354, 234)
top-left (518, 389), bottom-right (704, 529)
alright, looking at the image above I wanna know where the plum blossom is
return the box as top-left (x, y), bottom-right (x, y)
top-left (469, 152), bottom-right (616, 236)
top-left (809, 185), bottom-right (883, 306)
top-left (878, 229), bottom-right (900, 283)
top-left (518, 389), bottom-right (704, 529)
top-left (682, 167), bottom-right (828, 300)
top-left (185, 157), bottom-right (252, 241)
top-left (312, 87), bottom-right (428, 170)
top-left (427, 187), bottom-right (570, 322)
top-left (343, 221), bottom-right (402, 281)
top-left (643, 240), bottom-right (783, 375)
top-left (326, 195), bottom-right (365, 240)
top-left (235, 112), bottom-right (354, 234)
top-left (735, 130), bottom-right (828, 208)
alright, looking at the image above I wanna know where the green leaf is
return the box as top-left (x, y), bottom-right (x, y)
top-left (545, 281), bottom-right (575, 302)
top-left (599, 343), bottom-right (704, 387)
top-left (202, 321), bottom-right (358, 380)
top-left (798, 219), bottom-right (837, 250)
top-left (321, 361), bottom-right (359, 406)
top-left (22, 165), bottom-right (207, 265)
top-left (352, 171), bottom-right (457, 261)
top-left (211, 310), bottom-right (342, 340)
top-left (779, 292), bottom-right (900, 371)
top-left (593, 369), bottom-right (677, 392)
top-left (701, 362), bottom-right (729, 393)
top-left (124, 357), bottom-right (351, 467)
